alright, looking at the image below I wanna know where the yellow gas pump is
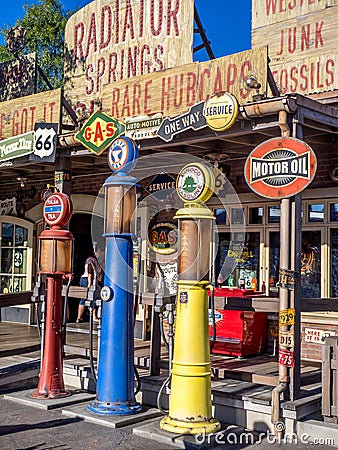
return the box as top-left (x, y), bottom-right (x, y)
top-left (160, 163), bottom-right (221, 435)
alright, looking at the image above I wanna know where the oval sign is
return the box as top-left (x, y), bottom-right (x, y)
top-left (148, 222), bottom-right (178, 254)
top-left (244, 137), bottom-right (317, 199)
top-left (107, 136), bottom-right (138, 174)
top-left (203, 91), bottom-right (238, 132)
top-left (43, 193), bottom-right (72, 227)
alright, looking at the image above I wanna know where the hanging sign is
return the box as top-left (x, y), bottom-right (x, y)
top-left (146, 171), bottom-right (176, 201)
top-left (75, 110), bottom-right (125, 155)
top-left (157, 101), bottom-right (207, 142)
top-left (244, 137), bottom-right (317, 199)
top-left (203, 92), bottom-right (238, 132)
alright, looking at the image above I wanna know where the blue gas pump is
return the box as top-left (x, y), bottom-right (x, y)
top-left (88, 137), bottom-right (141, 415)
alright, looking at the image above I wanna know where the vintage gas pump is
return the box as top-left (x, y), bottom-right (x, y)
top-left (88, 137), bottom-right (141, 415)
top-left (160, 163), bottom-right (221, 434)
top-left (32, 192), bottom-right (74, 399)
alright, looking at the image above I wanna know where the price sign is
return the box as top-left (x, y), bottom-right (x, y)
top-left (267, 326), bottom-right (279, 338)
top-left (279, 348), bottom-right (295, 368)
top-left (279, 331), bottom-right (294, 349)
top-left (279, 308), bottom-right (295, 326)
top-left (31, 123), bottom-right (58, 162)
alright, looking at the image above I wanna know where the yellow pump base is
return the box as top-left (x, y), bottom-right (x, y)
top-left (160, 281), bottom-right (221, 435)
top-left (160, 416), bottom-right (220, 435)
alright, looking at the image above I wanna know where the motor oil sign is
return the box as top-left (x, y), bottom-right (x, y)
top-left (244, 137), bottom-right (317, 199)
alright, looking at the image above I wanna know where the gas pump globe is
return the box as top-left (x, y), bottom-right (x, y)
top-left (32, 192), bottom-right (74, 399)
top-left (160, 163), bottom-right (221, 435)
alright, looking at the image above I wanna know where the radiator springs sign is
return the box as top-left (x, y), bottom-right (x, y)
top-left (244, 137), bottom-right (317, 199)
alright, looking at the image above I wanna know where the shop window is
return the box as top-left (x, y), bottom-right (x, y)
top-left (249, 207), bottom-right (263, 224)
top-left (268, 205), bottom-right (280, 223)
top-left (330, 203), bottom-right (338, 222)
top-left (330, 229), bottom-right (338, 297)
top-left (231, 208), bottom-right (244, 225)
top-left (308, 203), bottom-right (324, 222)
top-left (301, 230), bottom-right (321, 298)
top-left (215, 231), bottom-right (260, 290)
top-left (268, 231), bottom-right (280, 293)
top-left (215, 208), bottom-right (226, 225)
top-left (0, 220), bottom-right (31, 294)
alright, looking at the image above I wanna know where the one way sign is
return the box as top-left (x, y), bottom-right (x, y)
top-left (157, 101), bottom-right (207, 142)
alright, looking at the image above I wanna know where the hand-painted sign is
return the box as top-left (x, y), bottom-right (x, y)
top-left (0, 89), bottom-right (61, 141)
top-left (75, 110), bottom-right (125, 155)
top-left (304, 327), bottom-right (336, 344)
top-left (244, 137), bottom-right (317, 199)
top-left (204, 92), bottom-right (238, 132)
top-left (148, 222), bottom-right (178, 254)
top-left (107, 136), bottom-right (138, 173)
top-left (43, 193), bottom-right (72, 227)
top-left (63, 0), bottom-right (194, 115)
top-left (279, 348), bottom-right (295, 368)
top-left (0, 132), bottom-right (34, 162)
top-left (0, 53), bottom-right (36, 102)
top-left (0, 196), bottom-right (17, 216)
top-left (102, 47), bottom-right (268, 121)
top-left (146, 171), bottom-right (176, 201)
top-left (125, 114), bottom-right (162, 140)
top-left (157, 101), bottom-right (207, 142)
top-left (267, 325), bottom-right (279, 338)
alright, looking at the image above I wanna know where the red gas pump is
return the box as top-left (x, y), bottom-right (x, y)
top-left (32, 192), bottom-right (74, 399)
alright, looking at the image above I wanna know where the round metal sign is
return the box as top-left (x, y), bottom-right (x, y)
top-left (176, 163), bottom-right (215, 203)
top-left (203, 91), bottom-right (238, 132)
top-left (43, 193), bottom-right (72, 227)
top-left (148, 222), bottom-right (178, 255)
top-left (244, 137), bottom-right (317, 199)
top-left (107, 136), bottom-right (138, 174)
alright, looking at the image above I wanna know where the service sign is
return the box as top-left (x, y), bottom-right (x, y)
top-left (75, 110), bottom-right (125, 155)
top-left (64, 0), bottom-right (194, 114)
top-left (203, 92), bottom-right (238, 132)
top-left (0, 89), bottom-right (62, 141)
top-left (146, 171), bottom-right (176, 201)
top-left (245, 137), bottom-right (317, 199)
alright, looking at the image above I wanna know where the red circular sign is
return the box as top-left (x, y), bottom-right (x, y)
top-left (43, 193), bottom-right (72, 227)
top-left (244, 137), bottom-right (317, 199)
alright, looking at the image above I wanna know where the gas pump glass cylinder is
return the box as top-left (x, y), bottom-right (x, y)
top-left (39, 235), bottom-right (73, 274)
top-left (105, 184), bottom-right (136, 234)
top-left (178, 217), bottom-right (211, 281)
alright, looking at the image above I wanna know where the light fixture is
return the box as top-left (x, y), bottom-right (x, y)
top-left (245, 76), bottom-right (261, 90)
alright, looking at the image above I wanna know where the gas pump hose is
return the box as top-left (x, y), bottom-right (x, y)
top-left (88, 306), bottom-right (97, 384)
top-left (62, 274), bottom-right (73, 352)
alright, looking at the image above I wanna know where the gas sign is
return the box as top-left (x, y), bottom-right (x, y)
top-left (244, 137), bottom-right (317, 199)
top-left (75, 110), bottom-right (125, 155)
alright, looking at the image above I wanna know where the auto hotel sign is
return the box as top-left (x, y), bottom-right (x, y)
top-left (244, 137), bottom-right (317, 199)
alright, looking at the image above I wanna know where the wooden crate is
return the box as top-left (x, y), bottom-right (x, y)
top-left (322, 336), bottom-right (338, 423)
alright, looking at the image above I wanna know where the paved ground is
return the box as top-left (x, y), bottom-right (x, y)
top-left (0, 396), bottom-right (335, 450)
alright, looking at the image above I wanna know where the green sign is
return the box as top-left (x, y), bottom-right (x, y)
top-left (75, 110), bottom-right (125, 155)
top-left (0, 132), bottom-right (34, 162)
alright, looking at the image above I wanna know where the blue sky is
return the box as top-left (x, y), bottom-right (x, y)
top-left (0, 0), bottom-right (252, 58)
